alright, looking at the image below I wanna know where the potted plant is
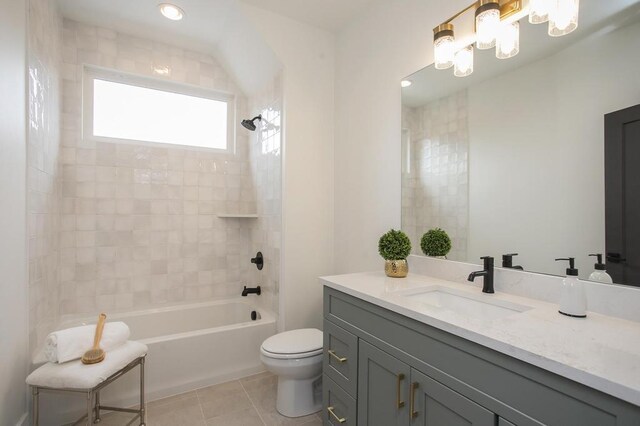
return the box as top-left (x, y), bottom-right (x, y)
top-left (420, 228), bottom-right (452, 258)
top-left (378, 229), bottom-right (412, 278)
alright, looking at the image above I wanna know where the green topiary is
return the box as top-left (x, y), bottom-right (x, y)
top-left (378, 229), bottom-right (412, 260)
top-left (421, 228), bottom-right (452, 257)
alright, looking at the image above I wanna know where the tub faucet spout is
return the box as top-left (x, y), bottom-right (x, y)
top-left (242, 286), bottom-right (261, 296)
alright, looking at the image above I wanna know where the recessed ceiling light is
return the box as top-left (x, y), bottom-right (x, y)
top-left (159, 3), bottom-right (184, 21)
top-left (401, 80), bottom-right (412, 88)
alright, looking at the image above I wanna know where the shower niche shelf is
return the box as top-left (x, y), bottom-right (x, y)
top-left (217, 213), bottom-right (259, 219)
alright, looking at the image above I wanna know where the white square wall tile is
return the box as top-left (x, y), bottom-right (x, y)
top-left (30, 13), bottom-right (282, 324)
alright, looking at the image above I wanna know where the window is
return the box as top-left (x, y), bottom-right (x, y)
top-left (83, 67), bottom-right (235, 151)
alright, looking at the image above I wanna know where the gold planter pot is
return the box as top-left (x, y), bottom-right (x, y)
top-left (384, 259), bottom-right (408, 278)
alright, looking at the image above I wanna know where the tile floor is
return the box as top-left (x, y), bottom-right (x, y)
top-left (96, 372), bottom-right (323, 426)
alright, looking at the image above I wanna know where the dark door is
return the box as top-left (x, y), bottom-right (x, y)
top-left (357, 340), bottom-right (411, 426)
top-left (409, 369), bottom-right (494, 426)
top-left (605, 104), bottom-right (640, 286)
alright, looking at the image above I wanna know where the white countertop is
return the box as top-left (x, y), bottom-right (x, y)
top-left (321, 271), bottom-right (640, 407)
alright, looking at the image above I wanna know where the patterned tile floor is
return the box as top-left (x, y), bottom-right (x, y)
top-left (96, 372), bottom-right (323, 426)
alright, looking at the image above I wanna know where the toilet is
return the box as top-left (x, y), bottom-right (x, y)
top-left (260, 328), bottom-right (323, 417)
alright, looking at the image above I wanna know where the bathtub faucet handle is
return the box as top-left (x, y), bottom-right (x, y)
top-left (242, 286), bottom-right (261, 297)
top-left (251, 252), bottom-right (264, 270)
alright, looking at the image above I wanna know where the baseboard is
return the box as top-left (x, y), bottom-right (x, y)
top-left (145, 365), bottom-right (267, 403)
top-left (15, 412), bottom-right (28, 426)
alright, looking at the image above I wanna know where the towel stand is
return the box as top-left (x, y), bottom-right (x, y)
top-left (30, 355), bottom-right (146, 425)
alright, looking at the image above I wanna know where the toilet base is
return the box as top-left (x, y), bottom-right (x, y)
top-left (276, 374), bottom-right (322, 417)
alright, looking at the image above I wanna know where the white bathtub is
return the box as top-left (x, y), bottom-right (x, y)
top-left (37, 298), bottom-right (276, 425)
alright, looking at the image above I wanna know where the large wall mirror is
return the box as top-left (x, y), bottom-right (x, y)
top-left (401, 1), bottom-right (640, 286)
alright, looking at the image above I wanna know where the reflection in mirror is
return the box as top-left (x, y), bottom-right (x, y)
top-left (401, 1), bottom-right (640, 286)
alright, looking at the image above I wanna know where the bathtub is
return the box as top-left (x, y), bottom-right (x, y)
top-left (37, 298), bottom-right (276, 425)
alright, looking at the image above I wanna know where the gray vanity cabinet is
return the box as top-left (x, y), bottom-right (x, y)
top-left (357, 340), bottom-right (411, 426)
top-left (324, 374), bottom-right (357, 425)
top-left (324, 319), bottom-right (358, 396)
top-left (409, 369), bottom-right (494, 426)
top-left (323, 286), bottom-right (640, 426)
top-left (357, 340), bottom-right (493, 426)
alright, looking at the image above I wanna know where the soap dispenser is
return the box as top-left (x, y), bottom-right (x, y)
top-left (555, 258), bottom-right (587, 318)
top-left (588, 254), bottom-right (613, 284)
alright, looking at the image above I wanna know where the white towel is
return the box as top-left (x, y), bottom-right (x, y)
top-left (27, 341), bottom-right (148, 389)
top-left (43, 322), bottom-right (130, 364)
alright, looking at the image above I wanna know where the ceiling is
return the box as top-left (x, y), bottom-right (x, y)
top-left (57, 0), bottom-right (376, 38)
top-left (54, 0), bottom-right (370, 92)
top-left (57, 0), bottom-right (237, 52)
top-left (55, 0), bottom-right (282, 94)
top-left (239, 0), bottom-right (375, 31)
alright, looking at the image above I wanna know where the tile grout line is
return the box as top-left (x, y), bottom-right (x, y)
top-left (194, 387), bottom-right (208, 424)
top-left (240, 378), bottom-right (268, 426)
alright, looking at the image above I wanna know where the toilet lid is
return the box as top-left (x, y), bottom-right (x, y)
top-left (261, 328), bottom-right (323, 355)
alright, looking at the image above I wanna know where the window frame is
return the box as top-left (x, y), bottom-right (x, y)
top-left (82, 65), bottom-right (236, 153)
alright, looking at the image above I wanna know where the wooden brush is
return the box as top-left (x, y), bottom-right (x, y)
top-left (81, 313), bottom-right (107, 365)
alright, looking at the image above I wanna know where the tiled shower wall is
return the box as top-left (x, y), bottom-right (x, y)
top-left (402, 90), bottom-right (469, 261)
top-left (28, 0), bottom-right (63, 354)
top-left (248, 74), bottom-right (283, 316)
top-left (58, 19), bottom-right (257, 315)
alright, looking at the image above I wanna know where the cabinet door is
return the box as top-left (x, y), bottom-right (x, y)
top-left (358, 341), bottom-right (411, 426)
top-left (409, 369), bottom-right (495, 426)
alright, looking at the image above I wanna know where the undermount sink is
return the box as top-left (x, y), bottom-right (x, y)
top-left (399, 286), bottom-right (532, 320)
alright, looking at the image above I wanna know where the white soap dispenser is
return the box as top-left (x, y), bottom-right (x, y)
top-left (588, 253), bottom-right (613, 284)
top-left (555, 257), bottom-right (587, 318)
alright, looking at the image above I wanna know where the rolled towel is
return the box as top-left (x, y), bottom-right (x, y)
top-left (44, 322), bottom-right (130, 364)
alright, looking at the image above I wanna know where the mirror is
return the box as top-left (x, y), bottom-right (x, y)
top-left (401, 1), bottom-right (640, 286)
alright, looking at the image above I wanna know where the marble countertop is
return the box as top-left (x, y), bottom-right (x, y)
top-left (321, 271), bottom-right (640, 407)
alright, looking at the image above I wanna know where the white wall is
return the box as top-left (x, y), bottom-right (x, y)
top-left (0, 0), bottom-right (29, 423)
top-left (27, 0), bottom-right (63, 359)
top-left (334, 0), bottom-right (470, 273)
top-left (467, 21), bottom-right (640, 278)
top-left (241, 5), bottom-right (335, 330)
top-left (215, 0), bottom-right (283, 95)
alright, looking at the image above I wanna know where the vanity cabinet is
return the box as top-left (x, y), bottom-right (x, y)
top-left (324, 374), bottom-right (357, 426)
top-left (357, 340), bottom-right (410, 425)
top-left (358, 341), bottom-right (493, 426)
top-left (322, 286), bottom-right (640, 426)
top-left (324, 319), bottom-right (358, 396)
top-left (410, 368), bottom-right (494, 426)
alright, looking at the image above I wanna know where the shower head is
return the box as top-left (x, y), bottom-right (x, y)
top-left (241, 115), bottom-right (262, 131)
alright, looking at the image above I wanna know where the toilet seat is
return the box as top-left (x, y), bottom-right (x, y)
top-left (260, 328), bottom-right (323, 360)
top-left (261, 347), bottom-right (323, 360)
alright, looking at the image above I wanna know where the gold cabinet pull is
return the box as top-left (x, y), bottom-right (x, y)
top-left (327, 406), bottom-right (346, 423)
top-left (410, 382), bottom-right (419, 419)
top-left (327, 349), bottom-right (348, 363)
top-left (396, 373), bottom-right (405, 408)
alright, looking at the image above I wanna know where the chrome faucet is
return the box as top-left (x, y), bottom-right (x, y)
top-left (468, 256), bottom-right (494, 294)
